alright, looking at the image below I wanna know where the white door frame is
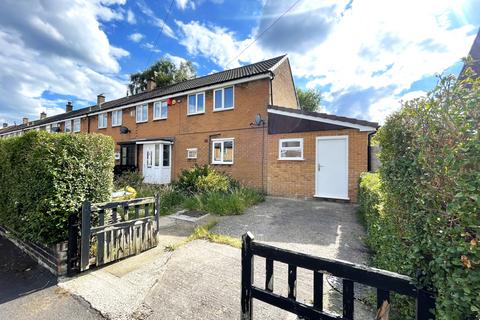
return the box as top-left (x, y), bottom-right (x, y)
top-left (314, 135), bottom-right (349, 200)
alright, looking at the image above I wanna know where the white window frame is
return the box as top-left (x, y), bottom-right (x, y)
top-left (211, 138), bottom-right (234, 164)
top-left (73, 118), bottom-right (81, 132)
top-left (213, 86), bottom-right (234, 111)
top-left (187, 92), bottom-right (205, 115)
top-left (153, 100), bottom-right (168, 120)
top-left (111, 110), bottom-right (122, 127)
top-left (45, 124), bottom-right (51, 133)
top-left (136, 104), bottom-right (148, 123)
top-left (64, 120), bottom-right (72, 133)
top-left (278, 138), bottom-right (304, 160)
top-left (187, 148), bottom-right (198, 159)
top-left (98, 113), bottom-right (108, 129)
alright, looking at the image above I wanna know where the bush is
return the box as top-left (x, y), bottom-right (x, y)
top-left (114, 171), bottom-right (144, 189)
top-left (0, 131), bottom-right (114, 245)
top-left (360, 75), bottom-right (480, 319)
top-left (183, 187), bottom-right (264, 216)
top-left (175, 164), bottom-right (236, 194)
top-left (135, 184), bottom-right (185, 216)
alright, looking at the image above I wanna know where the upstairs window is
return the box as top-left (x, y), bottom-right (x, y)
top-left (73, 118), bottom-right (81, 132)
top-left (154, 101), bottom-right (168, 119)
top-left (188, 92), bottom-right (205, 115)
top-left (279, 138), bottom-right (304, 160)
top-left (112, 110), bottom-right (122, 127)
top-left (187, 148), bottom-right (198, 159)
top-left (64, 120), bottom-right (72, 133)
top-left (212, 138), bottom-right (234, 164)
top-left (214, 86), bottom-right (234, 111)
top-left (136, 104), bottom-right (148, 123)
top-left (98, 113), bottom-right (107, 129)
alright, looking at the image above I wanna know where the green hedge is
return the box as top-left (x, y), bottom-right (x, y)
top-left (359, 75), bottom-right (480, 319)
top-left (0, 131), bottom-right (114, 245)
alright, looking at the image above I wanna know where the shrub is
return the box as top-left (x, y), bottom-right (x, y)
top-left (0, 131), bottom-right (114, 245)
top-left (360, 75), bottom-right (480, 319)
top-left (175, 164), bottom-right (236, 194)
top-left (135, 184), bottom-right (185, 215)
top-left (114, 171), bottom-right (144, 189)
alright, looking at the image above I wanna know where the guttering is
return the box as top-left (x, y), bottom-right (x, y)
top-left (267, 108), bottom-right (378, 132)
top-left (89, 73), bottom-right (273, 116)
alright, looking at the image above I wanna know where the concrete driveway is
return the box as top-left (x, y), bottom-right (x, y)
top-left (60, 197), bottom-right (374, 319)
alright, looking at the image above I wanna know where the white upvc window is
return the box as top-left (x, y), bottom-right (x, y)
top-left (279, 138), bottom-right (304, 160)
top-left (45, 124), bottom-right (51, 133)
top-left (73, 118), bottom-right (81, 132)
top-left (64, 120), bottom-right (72, 133)
top-left (98, 113), bottom-right (108, 129)
top-left (212, 138), bottom-right (234, 164)
top-left (112, 110), bottom-right (122, 127)
top-left (153, 100), bottom-right (168, 120)
top-left (136, 104), bottom-right (148, 123)
top-left (187, 148), bottom-right (198, 159)
top-left (213, 86), bottom-right (234, 111)
top-left (188, 92), bottom-right (205, 115)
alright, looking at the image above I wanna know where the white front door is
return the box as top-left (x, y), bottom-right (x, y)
top-left (143, 143), bottom-right (172, 184)
top-left (315, 136), bottom-right (349, 200)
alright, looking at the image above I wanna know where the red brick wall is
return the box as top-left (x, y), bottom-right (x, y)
top-left (266, 129), bottom-right (369, 202)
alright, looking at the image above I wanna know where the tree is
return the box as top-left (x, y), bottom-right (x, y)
top-left (296, 88), bottom-right (321, 112)
top-left (128, 58), bottom-right (196, 95)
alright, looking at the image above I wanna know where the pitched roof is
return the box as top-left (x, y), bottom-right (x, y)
top-left (459, 28), bottom-right (480, 79)
top-left (1, 55), bottom-right (286, 135)
top-left (268, 105), bottom-right (379, 130)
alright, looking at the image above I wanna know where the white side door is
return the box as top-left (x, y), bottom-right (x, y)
top-left (315, 136), bottom-right (349, 200)
top-left (143, 143), bottom-right (172, 184)
top-left (143, 144), bottom-right (155, 184)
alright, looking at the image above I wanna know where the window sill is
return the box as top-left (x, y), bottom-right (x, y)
top-left (211, 162), bottom-right (234, 165)
top-left (187, 112), bottom-right (205, 117)
top-left (97, 127), bottom-right (107, 130)
top-left (112, 124), bottom-right (122, 128)
top-left (213, 107), bottom-right (235, 112)
top-left (136, 120), bottom-right (148, 124)
top-left (278, 158), bottom-right (304, 161)
top-left (153, 117), bottom-right (168, 121)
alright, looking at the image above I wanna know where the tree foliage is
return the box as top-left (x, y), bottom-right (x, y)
top-left (359, 74), bottom-right (480, 319)
top-left (0, 131), bottom-right (115, 245)
top-left (296, 88), bottom-right (321, 112)
top-left (128, 57), bottom-right (196, 95)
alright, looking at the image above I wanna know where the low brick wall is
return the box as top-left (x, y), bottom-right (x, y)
top-left (0, 226), bottom-right (68, 277)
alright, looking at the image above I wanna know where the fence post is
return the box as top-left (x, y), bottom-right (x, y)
top-left (416, 288), bottom-right (435, 320)
top-left (67, 213), bottom-right (79, 276)
top-left (241, 232), bottom-right (254, 320)
top-left (154, 194), bottom-right (160, 238)
top-left (80, 201), bottom-right (91, 272)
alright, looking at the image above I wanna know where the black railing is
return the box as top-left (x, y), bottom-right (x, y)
top-left (241, 232), bottom-right (435, 320)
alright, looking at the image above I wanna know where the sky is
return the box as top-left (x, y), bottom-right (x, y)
top-left (0, 0), bottom-right (478, 125)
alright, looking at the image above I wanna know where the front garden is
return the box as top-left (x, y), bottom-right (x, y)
top-left (114, 164), bottom-right (265, 217)
top-left (358, 74), bottom-right (480, 319)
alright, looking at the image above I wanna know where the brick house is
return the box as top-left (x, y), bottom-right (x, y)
top-left (0, 55), bottom-right (378, 202)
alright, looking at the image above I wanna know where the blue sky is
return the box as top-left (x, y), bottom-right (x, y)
top-left (0, 0), bottom-right (478, 125)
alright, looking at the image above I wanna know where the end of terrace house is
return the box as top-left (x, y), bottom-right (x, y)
top-left (0, 55), bottom-right (379, 202)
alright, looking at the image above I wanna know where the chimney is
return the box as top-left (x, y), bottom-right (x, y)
top-left (2, 123), bottom-right (7, 128)
top-left (146, 79), bottom-right (157, 91)
top-left (40, 112), bottom-right (47, 119)
top-left (66, 101), bottom-right (73, 113)
top-left (97, 94), bottom-right (105, 108)
top-left (22, 117), bottom-right (29, 125)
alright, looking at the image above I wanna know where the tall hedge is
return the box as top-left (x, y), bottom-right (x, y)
top-left (359, 75), bottom-right (480, 319)
top-left (0, 131), bottom-right (114, 245)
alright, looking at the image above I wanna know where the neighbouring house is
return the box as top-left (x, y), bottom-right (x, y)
top-left (0, 55), bottom-right (378, 202)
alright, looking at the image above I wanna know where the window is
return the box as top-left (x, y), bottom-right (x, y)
top-left (45, 124), bottom-right (51, 133)
top-left (64, 120), bottom-right (72, 133)
top-left (279, 138), bottom-right (304, 160)
top-left (212, 138), bottom-right (234, 164)
top-left (213, 86), bottom-right (234, 111)
top-left (188, 92), bottom-right (205, 115)
top-left (112, 110), bottom-right (122, 127)
top-left (136, 104), bottom-right (148, 123)
top-left (163, 144), bottom-right (170, 166)
top-left (187, 148), bottom-right (197, 159)
top-left (98, 113), bottom-right (107, 129)
top-left (73, 118), bottom-right (81, 132)
top-left (154, 101), bottom-right (168, 119)
top-left (154, 144), bottom-right (160, 167)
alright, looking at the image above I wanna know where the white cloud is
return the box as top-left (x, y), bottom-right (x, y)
top-left (164, 53), bottom-right (186, 66)
top-left (142, 42), bottom-right (161, 53)
top-left (128, 32), bottom-right (144, 42)
top-left (138, 1), bottom-right (176, 39)
top-left (0, 0), bottom-right (128, 124)
top-left (126, 9), bottom-right (136, 24)
top-left (174, 0), bottom-right (476, 123)
top-left (175, 0), bottom-right (195, 10)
